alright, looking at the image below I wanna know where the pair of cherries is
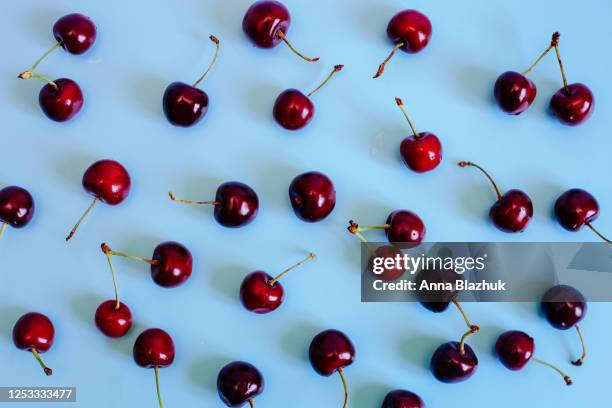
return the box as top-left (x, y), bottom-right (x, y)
top-left (494, 32), bottom-right (594, 126)
top-left (18, 13), bottom-right (96, 122)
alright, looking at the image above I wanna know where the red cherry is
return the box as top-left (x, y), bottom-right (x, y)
top-left (554, 188), bottom-right (609, 243)
top-left (66, 160), bottom-right (131, 241)
top-left (374, 10), bottom-right (432, 78)
top-left (12, 312), bottom-right (55, 376)
top-left (381, 389), bottom-right (425, 408)
top-left (38, 78), bottom-right (84, 122)
top-left (367, 245), bottom-right (405, 281)
top-left (53, 13), bottom-right (97, 55)
top-left (0, 186), bottom-right (35, 238)
top-left (133, 328), bottom-right (175, 407)
top-left (347, 210), bottom-right (426, 246)
top-left (95, 300), bottom-right (132, 338)
top-left (217, 361), bottom-right (265, 407)
top-left (289, 171), bottom-right (336, 222)
top-left (430, 341), bottom-right (477, 383)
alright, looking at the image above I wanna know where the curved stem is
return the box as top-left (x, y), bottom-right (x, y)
top-left (0, 222), bottom-right (7, 240)
top-left (248, 400), bottom-right (254, 408)
top-left (549, 32), bottom-right (570, 94)
top-left (307, 65), bottom-right (344, 98)
top-left (275, 30), bottom-right (319, 62)
top-left (168, 192), bottom-right (220, 206)
top-left (395, 98), bottom-right (420, 138)
top-left (193, 35), bottom-right (220, 88)
top-left (101, 243), bottom-right (157, 265)
top-left (458, 327), bottom-right (478, 355)
top-left (531, 357), bottom-right (572, 385)
top-left (268, 252), bottom-right (316, 286)
top-left (31, 42), bottom-right (62, 72)
top-left (571, 324), bottom-right (587, 366)
top-left (338, 367), bottom-right (349, 408)
top-left (18, 71), bottom-right (58, 89)
top-left (18, 42), bottom-right (62, 82)
top-left (154, 366), bottom-right (164, 408)
top-left (452, 299), bottom-right (480, 333)
top-left (373, 41), bottom-right (405, 79)
top-left (458, 161), bottom-right (503, 201)
top-left (522, 33), bottom-right (558, 75)
top-left (101, 243), bottom-right (122, 309)
top-left (66, 197), bottom-right (98, 242)
top-left (31, 348), bottom-right (52, 376)
top-left (585, 222), bottom-right (611, 244)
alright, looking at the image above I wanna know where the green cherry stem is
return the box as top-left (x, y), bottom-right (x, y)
top-left (571, 324), bottom-right (587, 366)
top-left (0, 222), bottom-right (7, 240)
top-left (268, 252), bottom-right (316, 286)
top-left (531, 356), bottom-right (573, 386)
top-left (338, 367), bottom-right (349, 408)
top-left (154, 366), bottom-right (164, 408)
top-left (101, 243), bottom-right (122, 310)
top-left (101, 243), bottom-right (157, 266)
top-left (168, 192), bottom-right (220, 206)
top-left (549, 32), bottom-right (570, 94)
top-left (522, 33), bottom-right (558, 76)
top-left (307, 65), bottom-right (344, 98)
top-left (395, 97), bottom-right (420, 138)
top-left (452, 299), bottom-right (480, 333)
top-left (31, 348), bottom-right (52, 376)
top-left (18, 42), bottom-right (62, 81)
top-left (192, 35), bottom-right (221, 88)
top-left (275, 30), bottom-right (319, 62)
top-left (66, 197), bottom-right (98, 241)
top-left (458, 161), bottom-right (503, 201)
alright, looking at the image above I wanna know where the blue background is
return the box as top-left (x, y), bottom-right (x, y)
top-left (1, 0), bottom-right (611, 406)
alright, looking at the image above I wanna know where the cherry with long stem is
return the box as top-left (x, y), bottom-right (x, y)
top-left (522, 32), bottom-right (559, 76)
top-left (571, 325), bottom-right (587, 366)
top-left (31, 348), bottom-right (52, 376)
top-left (275, 30), bottom-right (319, 62)
top-left (395, 97), bottom-right (420, 137)
top-left (192, 35), bottom-right (220, 88)
top-left (307, 65), bottom-right (344, 98)
top-left (338, 367), bottom-right (349, 408)
top-left (458, 161), bottom-right (502, 200)
top-left (66, 197), bottom-right (98, 241)
top-left (374, 42), bottom-right (404, 79)
top-left (268, 252), bottom-right (316, 286)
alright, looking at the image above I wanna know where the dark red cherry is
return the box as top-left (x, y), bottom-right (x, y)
top-left (66, 159), bottom-right (131, 241)
top-left (0, 186), bottom-right (35, 234)
top-left (430, 341), bottom-right (477, 383)
top-left (95, 300), bottom-right (132, 338)
top-left (381, 389), bottom-right (425, 408)
top-left (367, 245), bottom-right (405, 281)
top-left (494, 72), bottom-right (537, 115)
top-left (386, 210), bottom-right (426, 244)
top-left (289, 171), bottom-right (336, 222)
top-left (459, 161), bottom-right (533, 233)
top-left (53, 13), bottom-right (97, 55)
top-left (133, 328), bottom-right (175, 407)
top-left (554, 189), bottom-right (609, 242)
top-left (374, 10), bottom-right (432, 78)
top-left (217, 361), bottom-right (265, 407)
top-left (550, 83), bottom-right (594, 126)
top-left (12, 312), bottom-right (54, 375)
top-left (163, 35), bottom-right (219, 127)
top-left (38, 78), bottom-right (84, 122)
top-left (150, 241), bottom-right (193, 287)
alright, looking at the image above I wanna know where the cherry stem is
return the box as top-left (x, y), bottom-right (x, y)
top-left (18, 71), bottom-right (58, 90)
top-left (395, 98), bottom-right (420, 138)
top-left (346, 220), bottom-right (376, 254)
top-left (458, 161), bottom-right (503, 201)
top-left (66, 197), bottom-right (98, 242)
top-left (248, 400), bottom-right (255, 408)
top-left (154, 366), bottom-right (164, 408)
top-left (101, 242), bottom-right (157, 266)
top-left (168, 192), bottom-right (220, 206)
top-left (101, 243), bottom-right (122, 309)
top-left (452, 299), bottom-right (480, 333)
top-left (373, 41), bottom-right (405, 79)
top-left (275, 30), bottom-right (319, 62)
top-left (268, 252), bottom-right (316, 286)
top-left (585, 222), bottom-right (612, 244)
top-left (30, 348), bottom-right (52, 376)
top-left (522, 33), bottom-right (559, 76)
top-left (18, 42), bottom-right (62, 86)
top-left (549, 32), bottom-right (570, 94)
top-left (531, 357), bottom-right (573, 386)
top-left (571, 324), bottom-right (587, 366)
top-left (458, 327), bottom-right (477, 355)
top-left (307, 65), bottom-right (344, 98)
top-left (338, 367), bottom-right (349, 408)
top-left (192, 35), bottom-right (220, 88)
top-left (0, 222), bottom-right (7, 240)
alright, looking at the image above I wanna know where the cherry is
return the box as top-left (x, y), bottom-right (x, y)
top-left (541, 285), bottom-right (588, 366)
top-left (495, 330), bottom-right (573, 385)
top-left (395, 97), bottom-right (442, 173)
top-left (273, 65), bottom-right (344, 130)
top-left (367, 245), bottom-right (406, 281)
top-left (217, 361), bottom-right (265, 407)
top-left (430, 332), bottom-right (478, 383)
top-left (309, 329), bottom-right (355, 408)
top-left (458, 161), bottom-right (533, 233)
top-left (101, 241), bottom-right (193, 288)
top-left (240, 252), bottom-right (316, 314)
top-left (548, 33), bottom-right (594, 126)
top-left (289, 171), bottom-right (336, 222)
top-left (133, 328), bottom-right (175, 408)
top-left (554, 188), bottom-right (610, 243)
top-left (0, 186), bottom-right (35, 239)
top-left (66, 159), bottom-right (131, 241)
top-left (95, 300), bottom-right (132, 338)
top-left (53, 13), bottom-right (97, 55)
top-left (374, 10), bottom-right (432, 78)
top-left (39, 78), bottom-right (84, 122)
top-left (381, 390), bottom-right (425, 408)
top-left (169, 181), bottom-right (259, 228)
top-left (348, 210), bottom-right (426, 246)
top-left (242, 1), bottom-right (319, 62)
top-left (163, 35), bottom-right (220, 127)
top-left (12, 312), bottom-right (54, 376)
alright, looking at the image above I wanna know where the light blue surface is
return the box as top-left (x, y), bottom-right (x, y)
top-left (1, 0), bottom-right (611, 406)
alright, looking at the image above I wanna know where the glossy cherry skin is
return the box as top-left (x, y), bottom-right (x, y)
top-left (289, 171), bottom-right (336, 222)
top-left (38, 78), bottom-right (83, 122)
top-left (240, 271), bottom-right (284, 314)
top-left (554, 188), bottom-right (599, 231)
top-left (495, 330), bottom-right (534, 370)
top-left (243, 1), bottom-right (290, 48)
top-left (550, 83), bottom-right (594, 126)
top-left (385, 210), bottom-right (426, 244)
top-left (151, 241), bottom-right (193, 287)
top-left (0, 186), bottom-right (35, 228)
top-left (214, 182), bottom-right (259, 227)
top-left (309, 329), bottom-right (355, 376)
top-left (381, 390), bottom-right (425, 408)
top-left (82, 160), bottom-right (131, 205)
top-left (53, 13), bottom-right (97, 55)
top-left (541, 285), bottom-right (587, 330)
top-left (13, 312), bottom-right (55, 353)
top-left (94, 300), bottom-right (133, 338)
top-left (273, 89), bottom-right (314, 130)
top-left (489, 190), bottom-right (533, 233)
top-left (133, 328), bottom-right (175, 368)
top-left (494, 71), bottom-right (537, 115)
top-left (368, 245), bottom-right (405, 281)
top-left (387, 10), bottom-right (432, 54)
top-left (162, 82), bottom-right (209, 127)
top-left (217, 361), bottom-right (265, 407)
top-left (430, 341), bottom-right (478, 383)
top-left (400, 132), bottom-right (442, 173)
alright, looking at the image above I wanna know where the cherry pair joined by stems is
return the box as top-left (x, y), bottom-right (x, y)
top-left (554, 188), bottom-right (610, 244)
top-left (133, 328), bottom-right (175, 408)
top-left (0, 186), bottom-right (35, 241)
top-left (12, 312), bottom-right (55, 376)
top-left (217, 361), bottom-right (265, 407)
top-left (289, 171), bottom-right (336, 222)
top-left (240, 252), bottom-right (316, 313)
top-left (273, 65), bottom-right (344, 130)
top-left (243, 1), bottom-right (319, 63)
top-left (430, 328), bottom-right (478, 383)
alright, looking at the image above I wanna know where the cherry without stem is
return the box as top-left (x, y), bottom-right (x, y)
top-left (554, 188), bottom-right (610, 244)
top-left (273, 65), bottom-right (344, 130)
top-left (289, 171), bottom-right (336, 222)
top-left (133, 328), bottom-right (175, 408)
top-left (381, 389), bottom-right (425, 408)
top-left (0, 186), bottom-right (35, 240)
top-left (12, 312), bottom-right (54, 376)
